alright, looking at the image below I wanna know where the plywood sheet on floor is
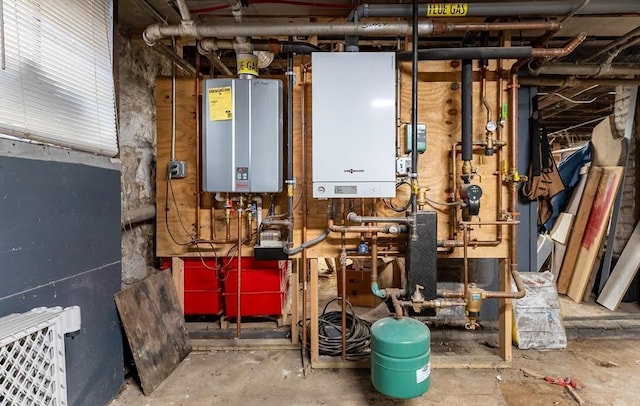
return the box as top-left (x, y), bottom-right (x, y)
top-left (567, 167), bottom-right (624, 302)
top-left (115, 271), bottom-right (192, 395)
top-left (557, 166), bottom-right (602, 294)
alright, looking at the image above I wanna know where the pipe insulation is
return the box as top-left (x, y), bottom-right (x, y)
top-left (461, 59), bottom-right (473, 162)
top-left (351, 1), bottom-right (640, 19)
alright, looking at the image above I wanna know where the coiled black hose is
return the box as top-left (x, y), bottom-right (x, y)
top-left (300, 298), bottom-right (372, 360)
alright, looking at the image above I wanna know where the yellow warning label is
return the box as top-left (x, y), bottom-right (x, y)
top-left (426, 3), bottom-right (468, 17)
top-left (208, 86), bottom-right (232, 121)
top-left (237, 55), bottom-right (259, 76)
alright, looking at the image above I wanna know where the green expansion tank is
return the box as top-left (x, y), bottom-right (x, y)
top-left (371, 317), bottom-right (431, 399)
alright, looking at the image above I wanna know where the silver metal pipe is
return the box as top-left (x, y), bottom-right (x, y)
top-left (151, 43), bottom-right (196, 76)
top-left (353, 1), bottom-right (640, 19)
top-left (197, 40), bottom-right (234, 75)
top-left (227, 0), bottom-right (252, 55)
top-left (121, 206), bottom-right (156, 229)
top-left (346, 212), bottom-right (412, 225)
top-left (144, 22), bottom-right (436, 45)
top-left (175, 0), bottom-right (191, 21)
top-left (531, 63), bottom-right (640, 76)
top-left (520, 77), bottom-right (640, 86)
top-left (581, 25), bottom-right (640, 63)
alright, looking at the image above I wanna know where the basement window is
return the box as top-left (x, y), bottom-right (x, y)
top-left (0, 0), bottom-right (117, 157)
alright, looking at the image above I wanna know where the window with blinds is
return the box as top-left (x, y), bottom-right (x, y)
top-left (0, 0), bottom-right (117, 157)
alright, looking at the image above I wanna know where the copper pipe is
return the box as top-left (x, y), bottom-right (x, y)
top-left (508, 71), bottom-right (521, 300)
top-left (195, 51), bottom-right (201, 239)
top-left (496, 57), bottom-right (505, 245)
top-left (530, 33), bottom-right (587, 59)
top-left (484, 267), bottom-right (525, 299)
top-left (371, 233), bottom-right (378, 284)
top-left (463, 225), bottom-right (470, 299)
top-left (211, 195), bottom-right (217, 240)
top-left (236, 208), bottom-right (242, 338)
top-left (340, 248), bottom-right (347, 361)
top-left (396, 298), bottom-right (466, 309)
top-left (435, 267), bottom-right (525, 300)
top-left (462, 220), bottom-right (519, 226)
top-left (437, 289), bottom-right (465, 298)
top-left (191, 238), bottom-right (239, 246)
top-left (327, 219), bottom-right (404, 234)
top-left (347, 212), bottom-right (413, 225)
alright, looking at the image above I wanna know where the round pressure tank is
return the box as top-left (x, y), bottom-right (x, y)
top-left (371, 317), bottom-right (431, 399)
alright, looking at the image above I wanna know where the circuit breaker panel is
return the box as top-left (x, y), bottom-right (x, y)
top-left (312, 52), bottom-right (396, 198)
top-left (202, 78), bottom-right (283, 193)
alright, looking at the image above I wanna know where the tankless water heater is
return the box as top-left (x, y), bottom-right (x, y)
top-left (202, 78), bottom-right (283, 193)
top-left (312, 53), bottom-right (396, 198)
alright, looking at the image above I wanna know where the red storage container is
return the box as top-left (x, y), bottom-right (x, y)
top-left (184, 288), bottom-right (223, 315)
top-left (224, 257), bottom-right (285, 270)
top-left (183, 258), bottom-right (220, 290)
top-left (223, 290), bottom-right (287, 317)
top-left (224, 267), bottom-right (287, 293)
top-left (221, 257), bottom-right (290, 317)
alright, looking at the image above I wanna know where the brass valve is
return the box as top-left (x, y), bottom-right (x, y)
top-left (410, 284), bottom-right (425, 313)
top-left (416, 188), bottom-right (429, 211)
top-left (465, 283), bottom-right (486, 329)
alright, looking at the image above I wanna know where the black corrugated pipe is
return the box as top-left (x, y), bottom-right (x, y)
top-left (397, 46), bottom-right (535, 61)
top-left (410, 0), bottom-right (419, 240)
top-left (461, 59), bottom-right (473, 163)
top-left (350, 1), bottom-right (640, 19)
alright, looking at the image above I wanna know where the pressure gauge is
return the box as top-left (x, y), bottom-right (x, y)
top-left (485, 121), bottom-right (497, 132)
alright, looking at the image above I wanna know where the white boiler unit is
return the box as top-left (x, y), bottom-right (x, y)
top-left (312, 52), bottom-right (396, 198)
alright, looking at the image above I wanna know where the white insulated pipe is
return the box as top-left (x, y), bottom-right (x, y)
top-left (144, 21), bottom-right (436, 46)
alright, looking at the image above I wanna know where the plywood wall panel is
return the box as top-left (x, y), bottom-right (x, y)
top-left (156, 60), bottom-right (512, 259)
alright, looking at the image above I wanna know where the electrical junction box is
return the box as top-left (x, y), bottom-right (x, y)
top-left (201, 78), bottom-right (283, 193)
top-left (405, 123), bottom-right (427, 154)
top-left (312, 52), bottom-right (396, 198)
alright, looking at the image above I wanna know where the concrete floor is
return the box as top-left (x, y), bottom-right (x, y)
top-left (110, 339), bottom-right (640, 406)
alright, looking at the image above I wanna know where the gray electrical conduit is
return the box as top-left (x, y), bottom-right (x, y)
top-left (283, 229), bottom-right (330, 255)
top-left (349, 1), bottom-right (640, 19)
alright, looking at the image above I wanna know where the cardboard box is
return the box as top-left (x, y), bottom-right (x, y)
top-left (336, 268), bottom-right (382, 308)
